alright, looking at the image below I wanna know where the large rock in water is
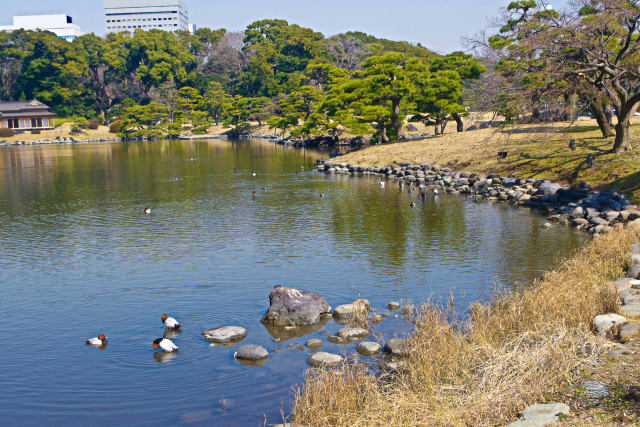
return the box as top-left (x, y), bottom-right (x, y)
top-left (261, 285), bottom-right (331, 327)
top-left (234, 345), bottom-right (269, 361)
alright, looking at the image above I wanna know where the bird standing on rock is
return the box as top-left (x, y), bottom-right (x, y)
top-left (161, 314), bottom-right (181, 330)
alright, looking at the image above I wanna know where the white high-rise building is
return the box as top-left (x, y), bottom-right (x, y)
top-left (104, 0), bottom-right (189, 34)
top-left (0, 15), bottom-right (85, 41)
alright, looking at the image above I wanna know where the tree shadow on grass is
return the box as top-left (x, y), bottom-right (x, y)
top-left (501, 125), bottom-right (600, 135)
top-left (604, 171), bottom-right (640, 200)
top-left (511, 152), bottom-right (594, 180)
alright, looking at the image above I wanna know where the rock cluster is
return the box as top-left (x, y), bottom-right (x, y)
top-left (318, 161), bottom-right (639, 235)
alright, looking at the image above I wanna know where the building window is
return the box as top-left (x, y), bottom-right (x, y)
top-left (7, 119), bottom-right (19, 128)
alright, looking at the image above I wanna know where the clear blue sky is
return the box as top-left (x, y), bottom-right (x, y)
top-left (1, 1), bottom-right (567, 53)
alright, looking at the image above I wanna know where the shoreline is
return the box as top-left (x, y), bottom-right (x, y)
top-left (0, 136), bottom-right (122, 147)
top-left (292, 139), bottom-right (640, 424)
top-left (317, 159), bottom-right (639, 235)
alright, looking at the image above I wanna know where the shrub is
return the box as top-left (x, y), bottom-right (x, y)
top-left (88, 118), bottom-right (99, 130)
top-left (109, 121), bottom-right (122, 134)
top-left (54, 118), bottom-right (73, 128)
top-left (0, 128), bottom-right (15, 138)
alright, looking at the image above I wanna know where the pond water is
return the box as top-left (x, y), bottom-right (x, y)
top-left (0, 139), bottom-right (584, 426)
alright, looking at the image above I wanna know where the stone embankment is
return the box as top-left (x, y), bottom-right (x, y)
top-left (318, 160), bottom-right (640, 235)
top-left (0, 136), bottom-right (121, 146)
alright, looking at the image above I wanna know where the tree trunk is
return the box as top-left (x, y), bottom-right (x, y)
top-left (390, 97), bottom-right (401, 141)
top-left (612, 101), bottom-right (638, 153)
top-left (452, 113), bottom-right (464, 132)
top-left (440, 120), bottom-right (447, 134)
top-left (434, 118), bottom-right (441, 135)
top-left (565, 94), bottom-right (577, 121)
top-left (378, 126), bottom-right (389, 144)
top-left (613, 118), bottom-right (632, 152)
top-left (590, 101), bottom-right (614, 138)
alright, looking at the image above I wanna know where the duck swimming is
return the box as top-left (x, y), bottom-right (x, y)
top-left (153, 338), bottom-right (178, 352)
top-left (161, 313), bottom-right (181, 330)
top-left (144, 206), bottom-right (151, 215)
top-left (86, 333), bottom-right (107, 346)
top-left (380, 182), bottom-right (385, 188)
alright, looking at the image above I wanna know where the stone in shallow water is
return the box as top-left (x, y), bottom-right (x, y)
top-left (333, 299), bottom-right (370, 323)
top-left (234, 344), bottom-right (268, 361)
top-left (387, 301), bottom-right (401, 311)
top-left (307, 352), bottom-right (343, 368)
top-left (305, 338), bottom-right (323, 348)
top-left (356, 341), bottom-right (380, 356)
top-left (583, 381), bottom-right (608, 399)
top-left (201, 326), bottom-right (247, 344)
top-left (383, 338), bottom-right (409, 357)
top-left (262, 285), bottom-right (331, 326)
top-left (336, 327), bottom-right (369, 341)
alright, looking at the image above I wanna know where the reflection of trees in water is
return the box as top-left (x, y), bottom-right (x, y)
top-left (328, 181), bottom-right (410, 265)
top-left (0, 139), bottom-right (323, 218)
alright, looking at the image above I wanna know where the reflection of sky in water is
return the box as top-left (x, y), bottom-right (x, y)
top-left (0, 139), bottom-right (585, 425)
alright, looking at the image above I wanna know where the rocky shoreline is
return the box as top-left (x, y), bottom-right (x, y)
top-left (0, 136), bottom-right (122, 147)
top-left (317, 160), bottom-right (640, 235)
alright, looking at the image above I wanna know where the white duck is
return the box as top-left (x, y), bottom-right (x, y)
top-left (86, 333), bottom-right (107, 346)
top-left (380, 181), bottom-right (385, 188)
top-left (144, 206), bottom-right (151, 215)
top-left (432, 188), bottom-right (439, 195)
top-left (153, 338), bottom-right (178, 352)
top-left (161, 313), bottom-right (181, 330)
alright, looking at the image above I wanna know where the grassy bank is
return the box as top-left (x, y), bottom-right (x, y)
top-left (292, 226), bottom-right (639, 425)
top-left (340, 117), bottom-right (640, 202)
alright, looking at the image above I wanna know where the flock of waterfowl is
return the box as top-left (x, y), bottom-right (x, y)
top-left (87, 166), bottom-right (438, 353)
top-left (86, 313), bottom-right (182, 352)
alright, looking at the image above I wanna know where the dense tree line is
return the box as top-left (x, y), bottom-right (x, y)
top-left (0, 19), bottom-right (484, 142)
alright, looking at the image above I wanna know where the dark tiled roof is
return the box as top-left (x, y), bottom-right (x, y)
top-left (0, 100), bottom-right (55, 118)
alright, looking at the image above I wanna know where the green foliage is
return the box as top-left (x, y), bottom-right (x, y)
top-left (109, 120), bottom-right (122, 134)
top-left (71, 117), bottom-right (89, 133)
top-left (0, 21), bottom-right (486, 143)
top-left (120, 102), bottom-right (169, 138)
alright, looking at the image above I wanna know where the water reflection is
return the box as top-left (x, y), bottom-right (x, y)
top-left (0, 139), bottom-right (585, 426)
top-left (153, 351), bottom-right (179, 364)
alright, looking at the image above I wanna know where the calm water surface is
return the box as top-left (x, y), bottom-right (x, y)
top-left (0, 139), bottom-right (584, 426)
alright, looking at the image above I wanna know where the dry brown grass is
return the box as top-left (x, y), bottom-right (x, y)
top-left (292, 227), bottom-right (637, 426)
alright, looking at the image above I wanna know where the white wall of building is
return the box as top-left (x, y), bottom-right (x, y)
top-left (0, 15), bottom-right (84, 41)
top-left (104, 0), bottom-right (189, 34)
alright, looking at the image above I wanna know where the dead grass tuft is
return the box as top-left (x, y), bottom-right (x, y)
top-left (292, 227), bottom-right (638, 426)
